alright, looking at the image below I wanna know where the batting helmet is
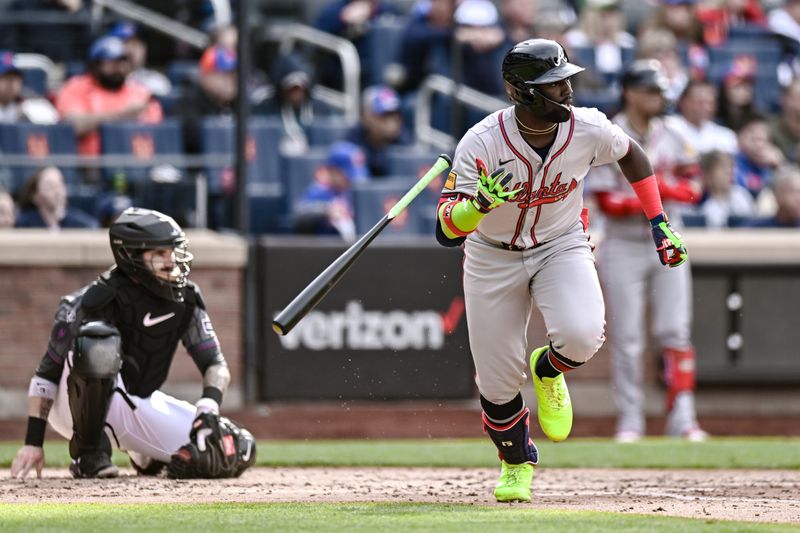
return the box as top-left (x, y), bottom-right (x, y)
top-left (502, 39), bottom-right (584, 122)
top-left (622, 59), bottom-right (669, 94)
top-left (109, 207), bottom-right (193, 302)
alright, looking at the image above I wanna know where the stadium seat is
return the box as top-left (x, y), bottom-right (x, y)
top-left (99, 119), bottom-right (184, 185)
top-left (352, 177), bottom-right (432, 236)
top-left (282, 147), bottom-right (329, 210)
top-left (365, 16), bottom-right (408, 86)
top-left (386, 146), bottom-right (447, 180)
top-left (249, 182), bottom-right (290, 234)
top-left (575, 88), bottom-right (621, 117)
top-left (307, 116), bottom-right (353, 146)
top-left (20, 68), bottom-right (48, 97)
top-left (199, 116), bottom-right (284, 192)
top-left (167, 60), bottom-right (199, 88)
top-left (0, 123), bottom-right (78, 191)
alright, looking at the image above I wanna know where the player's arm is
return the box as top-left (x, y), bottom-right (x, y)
top-left (618, 140), bottom-right (688, 268)
top-left (437, 158), bottom-right (521, 242)
top-left (10, 376), bottom-right (58, 479)
top-left (182, 290), bottom-right (229, 415)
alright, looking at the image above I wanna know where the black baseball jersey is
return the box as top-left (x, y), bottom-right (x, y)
top-left (35, 268), bottom-right (225, 398)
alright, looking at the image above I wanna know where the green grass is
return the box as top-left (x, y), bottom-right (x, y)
top-left (1, 437), bottom-right (799, 469)
top-left (0, 503), bottom-right (796, 533)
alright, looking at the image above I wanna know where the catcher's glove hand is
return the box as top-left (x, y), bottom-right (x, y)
top-left (167, 412), bottom-right (240, 479)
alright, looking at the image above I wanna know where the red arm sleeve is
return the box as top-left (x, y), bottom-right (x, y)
top-left (595, 191), bottom-right (642, 218)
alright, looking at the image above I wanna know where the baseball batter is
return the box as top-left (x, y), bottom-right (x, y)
top-left (436, 39), bottom-right (688, 503)
top-left (10, 208), bottom-right (255, 480)
top-left (589, 60), bottom-right (707, 442)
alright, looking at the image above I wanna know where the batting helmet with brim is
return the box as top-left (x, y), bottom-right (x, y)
top-left (622, 59), bottom-right (669, 93)
top-left (502, 39), bottom-right (584, 122)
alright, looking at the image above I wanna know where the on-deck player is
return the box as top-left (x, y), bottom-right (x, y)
top-left (435, 39), bottom-right (688, 502)
top-left (590, 60), bottom-right (707, 442)
top-left (10, 207), bottom-right (255, 480)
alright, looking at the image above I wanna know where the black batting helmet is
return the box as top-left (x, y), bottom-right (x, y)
top-left (622, 59), bottom-right (669, 94)
top-left (109, 207), bottom-right (193, 302)
top-left (502, 39), bottom-right (584, 122)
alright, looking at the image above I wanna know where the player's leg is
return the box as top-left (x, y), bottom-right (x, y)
top-left (65, 321), bottom-right (123, 478)
top-left (105, 387), bottom-right (196, 464)
top-left (529, 229), bottom-right (606, 441)
top-left (597, 237), bottom-right (650, 441)
top-left (650, 259), bottom-right (707, 440)
top-left (463, 239), bottom-right (537, 501)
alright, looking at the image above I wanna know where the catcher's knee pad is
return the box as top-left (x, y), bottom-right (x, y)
top-left (68, 321), bottom-right (122, 457)
top-left (482, 408), bottom-right (538, 465)
top-left (662, 347), bottom-right (696, 411)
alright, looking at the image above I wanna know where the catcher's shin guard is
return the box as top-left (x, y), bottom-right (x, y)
top-left (482, 408), bottom-right (539, 465)
top-left (662, 347), bottom-right (696, 411)
top-left (67, 322), bottom-right (122, 458)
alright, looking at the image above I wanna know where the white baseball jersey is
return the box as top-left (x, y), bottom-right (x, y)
top-left (443, 105), bottom-right (630, 248)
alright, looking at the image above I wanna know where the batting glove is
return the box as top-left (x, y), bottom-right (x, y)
top-left (472, 158), bottom-right (523, 213)
top-left (650, 213), bottom-right (687, 268)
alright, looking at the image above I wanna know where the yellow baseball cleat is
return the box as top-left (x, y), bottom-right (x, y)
top-left (494, 460), bottom-right (534, 502)
top-left (530, 346), bottom-right (573, 442)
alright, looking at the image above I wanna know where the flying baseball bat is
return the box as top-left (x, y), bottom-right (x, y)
top-left (272, 153), bottom-right (452, 336)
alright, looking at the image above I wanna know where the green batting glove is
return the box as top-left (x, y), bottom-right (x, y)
top-left (472, 158), bottom-right (523, 213)
top-left (649, 213), bottom-right (688, 268)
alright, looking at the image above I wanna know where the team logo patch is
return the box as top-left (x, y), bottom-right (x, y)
top-left (444, 171), bottom-right (457, 190)
top-left (201, 316), bottom-right (215, 335)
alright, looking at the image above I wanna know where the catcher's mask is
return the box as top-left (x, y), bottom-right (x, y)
top-left (502, 39), bottom-right (584, 123)
top-left (109, 207), bottom-right (193, 303)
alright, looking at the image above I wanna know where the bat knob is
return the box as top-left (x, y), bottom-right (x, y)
top-left (272, 322), bottom-right (285, 336)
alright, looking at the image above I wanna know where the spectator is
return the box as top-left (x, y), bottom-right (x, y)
top-left (453, 0), bottom-right (508, 96)
top-left (107, 21), bottom-right (172, 98)
top-left (348, 85), bottom-right (411, 177)
top-left (698, 149), bottom-right (756, 227)
top-left (716, 55), bottom-right (759, 131)
top-left (294, 141), bottom-right (368, 240)
top-left (768, 0), bottom-right (800, 45)
top-left (640, 0), bottom-right (707, 78)
top-left (695, 0), bottom-right (766, 47)
top-left (500, 0), bottom-right (539, 44)
top-left (673, 79), bottom-right (738, 154)
top-left (15, 166), bottom-right (97, 229)
top-left (314, 0), bottom-right (401, 88)
top-left (0, 187), bottom-right (16, 228)
top-left (94, 191), bottom-right (133, 228)
top-left (734, 113), bottom-right (785, 199)
top-left (55, 36), bottom-right (163, 156)
top-left (636, 29), bottom-right (690, 104)
top-left (175, 44), bottom-right (237, 154)
top-left (262, 53), bottom-right (334, 157)
top-left (751, 164), bottom-right (800, 227)
top-left (0, 50), bottom-right (58, 124)
top-left (564, 0), bottom-right (636, 88)
top-left (770, 79), bottom-right (800, 163)
top-left (394, 0), bottom-right (455, 94)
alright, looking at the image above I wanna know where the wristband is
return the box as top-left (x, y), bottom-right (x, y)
top-left (630, 175), bottom-right (664, 220)
top-left (24, 416), bottom-right (47, 447)
top-left (202, 386), bottom-right (223, 405)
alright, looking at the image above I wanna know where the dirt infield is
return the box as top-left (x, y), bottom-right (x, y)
top-left (3, 467), bottom-right (798, 525)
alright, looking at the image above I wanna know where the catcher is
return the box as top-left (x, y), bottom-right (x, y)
top-left (10, 207), bottom-right (256, 480)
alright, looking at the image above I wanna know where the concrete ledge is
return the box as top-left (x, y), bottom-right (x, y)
top-left (0, 229), bottom-right (248, 267)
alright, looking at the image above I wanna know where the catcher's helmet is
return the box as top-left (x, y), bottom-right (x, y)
top-left (622, 59), bottom-right (669, 94)
top-left (109, 207), bottom-right (193, 302)
top-left (502, 39), bottom-right (584, 122)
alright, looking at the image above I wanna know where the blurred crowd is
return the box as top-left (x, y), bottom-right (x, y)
top-left (0, 0), bottom-right (799, 235)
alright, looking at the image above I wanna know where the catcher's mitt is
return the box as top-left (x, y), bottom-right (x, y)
top-left (167, 413), bottom-right (256, 479)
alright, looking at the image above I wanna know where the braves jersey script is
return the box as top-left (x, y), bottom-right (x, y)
top-left (442, 105), bottom-right (630, 248)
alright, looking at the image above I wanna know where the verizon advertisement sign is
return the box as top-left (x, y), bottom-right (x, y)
top-left (260, 238), bottom-right (474, 400)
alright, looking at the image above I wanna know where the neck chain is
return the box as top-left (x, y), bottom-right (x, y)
top-left (515, 114), bottom-right (558, 135)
